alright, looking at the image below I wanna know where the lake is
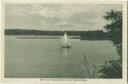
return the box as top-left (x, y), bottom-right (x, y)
top-left (5, 36), bottom-right (119, 78)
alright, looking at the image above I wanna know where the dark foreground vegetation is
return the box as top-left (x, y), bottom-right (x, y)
top-left (98, 10), bottom-right (122, 78)
top-left (82, 10), bottom-right (122, 78)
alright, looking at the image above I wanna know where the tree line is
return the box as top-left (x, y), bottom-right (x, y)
top-left (5, 29), bottom-right (109, 39)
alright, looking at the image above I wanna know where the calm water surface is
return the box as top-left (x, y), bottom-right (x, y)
top-left (5, 36), bottom-right (119, 78)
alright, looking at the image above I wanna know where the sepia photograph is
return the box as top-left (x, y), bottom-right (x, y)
top-left (4, 3), bottom-right (123, 79)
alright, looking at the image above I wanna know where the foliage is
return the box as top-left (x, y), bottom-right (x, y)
top-left (82, 53), bottom-right (99, 78)
top-left (104, 10), bottom-right (122, 45)
top-left (99, 58), bottom-right (122, 78)
top-left (99, 10), bottom-right (122, 78)
top-left (104, 10), bottom-right (122, 56)
top-left (80, 30), bottom-right (108, 40)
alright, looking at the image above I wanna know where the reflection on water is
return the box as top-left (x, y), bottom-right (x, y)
top-left (60, 48), bottom-right (71, 57)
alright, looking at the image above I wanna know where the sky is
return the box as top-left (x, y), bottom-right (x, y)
top-left (5, 4), bottom-right (122, 31)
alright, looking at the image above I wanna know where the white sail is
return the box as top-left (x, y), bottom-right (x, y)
top-left (61, 33), bottom-right (71, 48)
top-left (68, 38), bottom-right (71, 46)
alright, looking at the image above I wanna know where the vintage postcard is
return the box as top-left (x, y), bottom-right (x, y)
top-left (0, 0), bottom-right (127, 84)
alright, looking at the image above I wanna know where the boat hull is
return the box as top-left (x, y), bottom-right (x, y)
top-left (61, 45), bottom-right (71, 48)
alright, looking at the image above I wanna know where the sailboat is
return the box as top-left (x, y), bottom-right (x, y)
top-left (61, 32), bottom-right (71, 48)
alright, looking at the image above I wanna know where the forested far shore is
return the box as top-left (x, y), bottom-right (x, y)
top-left (5, 29), bottom-right (81, 36)
top-left (5, 29), bottom-right (109, 39)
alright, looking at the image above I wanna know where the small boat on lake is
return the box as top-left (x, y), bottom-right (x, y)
top-left (61, 32), bottom-right (71, 48)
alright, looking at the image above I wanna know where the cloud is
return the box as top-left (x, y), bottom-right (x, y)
top-left (68, 12), bottom-right (99, 24)
top-left (5, 4), bottom-right (122, 30)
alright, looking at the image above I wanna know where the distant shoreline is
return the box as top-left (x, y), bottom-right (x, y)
top-left (5, 29), bottom-right (109, 40)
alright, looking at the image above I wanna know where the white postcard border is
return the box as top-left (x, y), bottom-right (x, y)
top-left (0, 0), bottom-right (127, 84)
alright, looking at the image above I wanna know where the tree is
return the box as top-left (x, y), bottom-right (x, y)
top-left (99, 10), bottom-right (122, 78)
top-left (99, 59), bottom-right (122, 78)
top-left (104, 10), bottom-right (122, 46)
